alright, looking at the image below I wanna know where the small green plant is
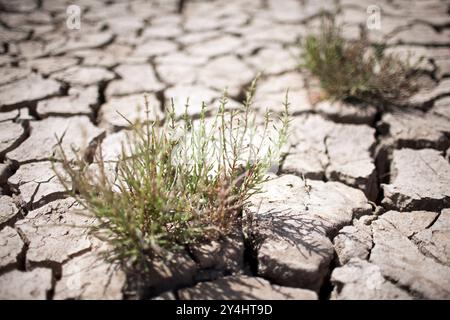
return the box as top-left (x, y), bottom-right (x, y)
top-left (301, 16), bottom-right (419, 105)
top-left (55, 80), bottom-right (290, 267)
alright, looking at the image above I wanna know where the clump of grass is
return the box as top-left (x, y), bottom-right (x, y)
top-left (55, 80), bottom-right (290, 267)
top-left (301, 16), bottom-right (419, 105)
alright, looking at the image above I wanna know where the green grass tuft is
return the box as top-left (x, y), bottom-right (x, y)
top-left (55, 79), bottom-right (290, 268)
top-left (300, 16), bottom-right (420, 105)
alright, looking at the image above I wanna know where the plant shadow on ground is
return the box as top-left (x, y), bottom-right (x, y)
top-left (244, 205), bottom-right (334, 290)
top-left (248, 207), bottom-right (331, 258)
top-left (175, 275), bottom-right (307, 300)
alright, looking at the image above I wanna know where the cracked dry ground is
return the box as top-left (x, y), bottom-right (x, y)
top-left (1, 0), bottom-right (450, 300)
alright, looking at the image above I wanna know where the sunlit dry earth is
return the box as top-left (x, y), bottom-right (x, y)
top-left (0, 0), bottom-right (449, 300)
